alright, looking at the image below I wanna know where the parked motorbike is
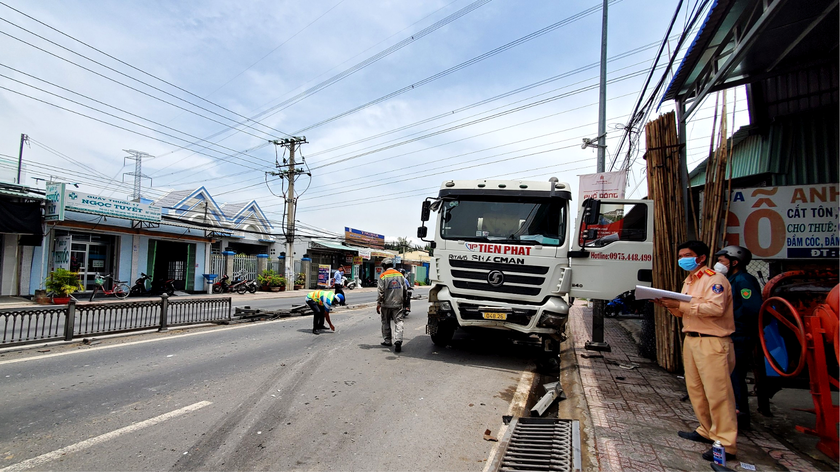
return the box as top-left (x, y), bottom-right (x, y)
top-left (606, 290), bottom-right (647, 317)
top-left (242, 279), bottom-right (258, 294)
top-left (212, 274), bottom-right (231, 294)
top-left (156, 278), bottom-right (176, 296)
top-left (130, 273), bottom-right (154, 296)
top-left (343, 278), bottom-right (360, 290)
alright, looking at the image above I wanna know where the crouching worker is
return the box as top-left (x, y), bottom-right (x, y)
top-left (305, 290), bottom-right (343, 334)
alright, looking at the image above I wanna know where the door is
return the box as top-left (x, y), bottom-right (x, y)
top-left (569, 199), bottom-right (654, 300)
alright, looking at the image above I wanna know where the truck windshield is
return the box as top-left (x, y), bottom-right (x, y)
top-left (439, 197), bottom-right (566, 246)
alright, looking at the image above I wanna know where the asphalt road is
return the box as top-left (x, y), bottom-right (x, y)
top-left (0, 293), bottom-right (541, 471)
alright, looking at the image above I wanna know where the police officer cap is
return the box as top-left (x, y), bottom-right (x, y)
top-left (714, 245), bottom-right (752, 266)
top-left (381, 258), bottom-right (394, 268)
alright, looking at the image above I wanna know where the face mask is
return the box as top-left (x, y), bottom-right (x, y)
top-left (713, 262), bottom-right (729, 275)
top-left (678, 256), bottom-right (699, 271)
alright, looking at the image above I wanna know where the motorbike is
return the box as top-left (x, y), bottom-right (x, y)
top-left (343, 278), bottom-right (360, 290)
top-left (606, 290), bottom-right (647, 317)
top-left (242, 278), bottom-right (258, 294)
top-left (130, 273), bottom-right (154, 296)
top-left (212, 274), bottom-right (232, 294)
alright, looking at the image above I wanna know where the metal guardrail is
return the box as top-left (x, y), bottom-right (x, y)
top-left (0, 295), bottom-right (232, 346)
top-left (0, 306), bottom-right (66, 345)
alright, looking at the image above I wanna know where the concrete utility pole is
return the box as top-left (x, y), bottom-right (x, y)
top-left (16, 133), bottom-right (28, 185)
top-left (269, 137), bottom-right (308, 290)
top-left (596, 0), bottom-right (608, 173)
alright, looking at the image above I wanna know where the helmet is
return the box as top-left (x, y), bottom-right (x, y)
top-left (714, 245), bottom-right (752, 266)
top-left (334, 293), bottom-right (344, 304)
top-left (381, 258), bottom-right (394, 269)
top-left (399, 268), bottom-right (406, 276)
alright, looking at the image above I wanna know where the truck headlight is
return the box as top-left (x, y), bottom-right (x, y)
top-left (439, 301), bottom-right (452, 311)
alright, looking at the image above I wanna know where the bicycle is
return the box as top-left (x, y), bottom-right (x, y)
top-left (90, 273), bottom-right (131, 301)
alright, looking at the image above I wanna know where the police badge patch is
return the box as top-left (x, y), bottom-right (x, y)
top-left (741, 288), bottom-right (752, 299)
top-left (712, 284), bottom-right (724, 294)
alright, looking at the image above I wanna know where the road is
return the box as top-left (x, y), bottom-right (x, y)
top-left (0, 292), bottom-right (541, 471)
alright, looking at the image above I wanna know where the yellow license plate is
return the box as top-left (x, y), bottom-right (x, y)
top-left (482, 312), bottom-right (507, 320)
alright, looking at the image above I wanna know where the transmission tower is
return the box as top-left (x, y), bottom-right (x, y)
top-left (122, 149), bottom-right (153, 201)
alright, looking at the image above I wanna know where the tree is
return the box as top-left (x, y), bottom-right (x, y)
top-left (424, 242), bottom-right (434, 257)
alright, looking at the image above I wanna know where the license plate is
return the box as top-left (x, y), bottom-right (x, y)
top-left (483, 312), bottom-right (507, 320)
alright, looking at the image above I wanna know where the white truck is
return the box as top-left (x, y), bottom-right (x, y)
top-left (417, 178), bottom-right (654, 353)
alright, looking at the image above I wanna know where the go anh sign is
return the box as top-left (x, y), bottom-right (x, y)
top-left (724, 184), bottom-right (839, 259)
top-left (64, 189), bottom-right (161, 223)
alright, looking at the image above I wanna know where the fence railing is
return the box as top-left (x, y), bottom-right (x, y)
top-left (211, 254), bottom-right (225, 277)
top-left (0, 295), bottom-right (232, 347)
top-left (233, 255), bottom-right (258, 281)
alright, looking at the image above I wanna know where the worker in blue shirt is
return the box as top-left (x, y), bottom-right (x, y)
top-left (714, 245), bottom-right (763, 430)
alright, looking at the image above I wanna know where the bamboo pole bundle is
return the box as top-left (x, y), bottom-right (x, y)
top-left (644, 111), bottom-right (687, 372)
top-left (699, 91), bottom-right (732, 255)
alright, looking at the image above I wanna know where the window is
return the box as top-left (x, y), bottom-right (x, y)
top-left (580, 203), bottom-right (647, 247)
top-left (439, 197), bottom-right (567, 246)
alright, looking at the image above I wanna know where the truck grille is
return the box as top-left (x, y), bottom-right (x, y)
top-left (488, 418), bottom-right (580, 472)
top-left (449, 259), bottom-right (548, 296)
top-left (458, 303), bottom-right (537, 326)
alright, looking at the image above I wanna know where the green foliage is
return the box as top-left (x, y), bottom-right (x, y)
top-left (45, 268), bottom-right (84, 296)
top-left (257, 269), bottom-right (285, 287)
top-left (295, 272), bottom-right (305, 285)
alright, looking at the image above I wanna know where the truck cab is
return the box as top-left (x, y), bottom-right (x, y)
top-left (418, 178), bottom-right (653, 353)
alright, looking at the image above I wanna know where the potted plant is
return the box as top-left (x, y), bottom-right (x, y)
top-left (294, 272), bottom-right (305, 290)
top-left (45, 268), bottom-right (83, 304)
top-left (257, 270), bottom-right (286, 292)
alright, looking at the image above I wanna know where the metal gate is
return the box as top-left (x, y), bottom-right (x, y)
top-left (233, 255), bottom-right (258, 280)
top-left (211, 254), bottom-right (225, 277)
top-left (488, 417), bottom-right (580, 472)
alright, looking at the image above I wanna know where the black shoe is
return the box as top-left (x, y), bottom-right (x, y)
top-left (394, 341), bottom-right (402, 353)
top-left (317, 326), bottom-right (327, 330)
top-left (678, 431), bottom-right (714, 444)
top-left (312, 329), bottom-right (319, 335)
top-left (381, 341), bottom-right (392, 347)
top-left (702, 447), bottom-right (736, 462)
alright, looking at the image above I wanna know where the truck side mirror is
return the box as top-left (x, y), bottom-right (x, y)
top-left (420, 200), bottom-right (431, 222)
top-left (582, 198), bottom-right (601, 226)
top-left (417, 226), bottom-right (428, 239)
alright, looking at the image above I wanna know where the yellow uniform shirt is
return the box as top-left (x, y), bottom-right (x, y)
top-left (668, 266), bottom-right (735, 337)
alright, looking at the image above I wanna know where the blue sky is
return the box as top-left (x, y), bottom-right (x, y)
top-left (0, 0), bottom-right (748, 243)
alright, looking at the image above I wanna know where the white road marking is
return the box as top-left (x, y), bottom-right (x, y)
top-left (0, 401), bottom-right (212, 472)
top-left (482, 370), bottom-right (535, 472)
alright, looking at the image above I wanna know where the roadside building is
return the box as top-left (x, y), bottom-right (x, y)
top-left (0, 183), bottom-right (45, 296)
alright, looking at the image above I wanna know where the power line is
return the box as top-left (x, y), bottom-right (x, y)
top-left (0, 3), bottom-right (291, 137)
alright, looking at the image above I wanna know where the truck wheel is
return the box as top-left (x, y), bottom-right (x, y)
top-left (430, 321), bottom-right (456, 347)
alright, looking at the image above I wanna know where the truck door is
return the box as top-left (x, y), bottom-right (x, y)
top-left (568, 199), bottom-right (654, 300)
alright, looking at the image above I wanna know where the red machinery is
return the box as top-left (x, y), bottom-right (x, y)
top-left (759, 270), bottom-right (839, 461)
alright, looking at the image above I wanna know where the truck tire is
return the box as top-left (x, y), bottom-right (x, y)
top-left (430, 321), bottom-right (456, 347)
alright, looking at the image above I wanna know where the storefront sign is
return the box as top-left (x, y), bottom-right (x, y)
top-left (345, 255), bottom-right (354, 264)
top-left (578, 171), bottom-right (627, 202)
top-left (54, 236), bottom-right (71, 270)
top-left (352, 256), bottom-right (363, 265)
top-left (45, 182), bottom-right (66, 222)
top-left (317, 264), bottom-right (331, 286)
top-left (357, 248), bottom-right (371, 260)
top-left (64, 189), bottom-right (161, 222)
top-left (725, 184), bottom-right (839, 259)
top-left (345, 227), bottom-right (385, 249)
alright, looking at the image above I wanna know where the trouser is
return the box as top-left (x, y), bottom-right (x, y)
top-left (404, 289), bottom-right (412, 312)
top-left (683, 335), bottom-right (738, 454)
top-left (307, 300), bottom-right (325, 330)
top-left (381, 307), bottom-right (405, 344)
top-left (730, 338), bottom-right (753, 420)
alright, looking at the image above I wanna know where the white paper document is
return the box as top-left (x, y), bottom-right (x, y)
top-left (634, 285), bottom-right (692, 302)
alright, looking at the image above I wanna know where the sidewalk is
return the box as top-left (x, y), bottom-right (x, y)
top-left (567, 301), bottom-right (828, 472)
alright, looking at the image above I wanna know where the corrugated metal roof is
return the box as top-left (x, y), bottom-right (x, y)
top-left (689, 107), bottom-right (838, 186)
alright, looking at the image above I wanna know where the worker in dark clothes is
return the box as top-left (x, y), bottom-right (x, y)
top-left (714, 245), bottom-right (763, 431)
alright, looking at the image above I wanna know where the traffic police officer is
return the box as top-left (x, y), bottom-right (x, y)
top-left (656, 240), bottom-right (737, 462)
top-left (715, 245), bottom-right (763, 430)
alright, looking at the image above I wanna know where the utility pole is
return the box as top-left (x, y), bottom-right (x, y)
top-left (16, 134), bottom-right (28, 185)
top-left (586, 0), bottom-right (611, 353)
top-left (596, 0), bottom-right (608, 173)
top-left (269, 136), bottom-right (308, 290)
top-left (122, 149), bottom-right (153, 201)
